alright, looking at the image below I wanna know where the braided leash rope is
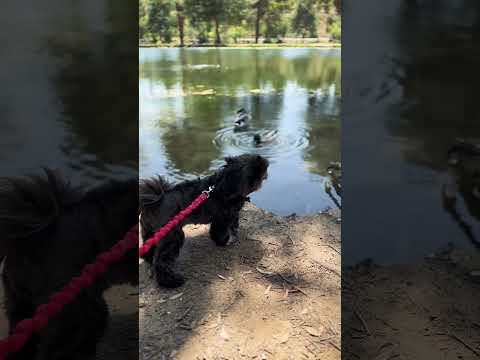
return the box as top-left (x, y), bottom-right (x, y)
top-left (139, 187), bottom-right (211, 256)
top-left (0, 186), bottom-right (213, 359)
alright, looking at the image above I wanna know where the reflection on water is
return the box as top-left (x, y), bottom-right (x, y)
top-left (343, 0), bottom-right (480, 264)
top-left (0, 1), bottom-right (137, 183)
top-left (140, 48), bottom-right (341, 215)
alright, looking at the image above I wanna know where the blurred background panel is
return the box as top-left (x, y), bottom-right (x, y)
top-left (0, 1), bottom-right (138, 359)
top-left (343, 1), bottom-right (480, 358)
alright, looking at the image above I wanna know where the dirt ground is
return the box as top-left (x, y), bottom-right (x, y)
top-left (343, 247), bottom-right (480, 360)
top-left (139, 202), bottom-right (341, 360)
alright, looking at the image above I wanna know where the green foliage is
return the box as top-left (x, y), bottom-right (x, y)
top-left (329, 15), bottom-right (341, 40)
top-left (228, 25), bottom-right (250, 43)
top-left (292, 0), bottom-right (317, 37)
top-left (184, 0), bottom-right (247, 44)
top-left (139, 1), bottom-right (147, 39)
top-left (263, 0), bottom-right (292, 41)
top-left (139, 0), bottom-right (341, 44)
top-left (146, 0), bottom-right (175, 43)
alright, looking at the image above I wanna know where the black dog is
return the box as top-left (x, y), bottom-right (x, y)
top-left (0, 169), bottom-right (138, 360)
top-left (139, 154), bottom-right (269, 288)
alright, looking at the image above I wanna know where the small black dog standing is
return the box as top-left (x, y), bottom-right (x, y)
top-left (0, 170), bottom-right (139, 360)
top-left (140, 154), bottom-right (269, 288)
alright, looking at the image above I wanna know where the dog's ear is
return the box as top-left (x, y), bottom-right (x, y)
top-left (217, 159), bottom-right (248, 199)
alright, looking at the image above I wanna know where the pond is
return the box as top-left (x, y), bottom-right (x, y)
top-left (0, 1), bottom-right (137, 184)
top-left (343, 0), bottom-right (480, 265)
top-left (139, 48), bottom-right (341, 216)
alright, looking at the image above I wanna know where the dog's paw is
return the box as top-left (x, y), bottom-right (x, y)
top-left (226, 232), bottom-right (239, 246)
top-left (155, 268), bottom-right (186, 288)
top-left (157, 273), bottom-right (185, 288)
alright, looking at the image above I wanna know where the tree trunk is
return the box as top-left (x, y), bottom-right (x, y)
top-left (334, 0), bottom-right (341, 15)
top-left (255, 7), bottom-right (261, 43)
top-left (214, 16), bottom-right (221, 45)
top-left (175, 2), bottom-right (185, 47)
top-left (178, 16), bottom-right (185, 46)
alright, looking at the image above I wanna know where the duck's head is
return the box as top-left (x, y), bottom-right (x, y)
top-left (253, 134), bottom-right (262, 145)
top-left (237, 108), bottom-right (246, 115)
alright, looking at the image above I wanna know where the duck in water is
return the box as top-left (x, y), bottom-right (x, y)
top-left (447, 139), bottom-right (480, 166)
top-left (234, 108), bottom-right (251, 131)
top-left (253, 131), bottom-right (277, 147)
top-left (253, 134), bottom-right (262, 146)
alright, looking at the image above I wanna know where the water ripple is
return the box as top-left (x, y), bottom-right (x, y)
top-left (213, 127), bottom-right (310, 159)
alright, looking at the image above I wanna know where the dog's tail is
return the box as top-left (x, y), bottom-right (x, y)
top-left (139, 176), bottom-right (171, 211)
top-left (0, 169), bottom-right (76, 259)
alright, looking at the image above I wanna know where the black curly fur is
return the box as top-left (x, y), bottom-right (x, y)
top-left (140, 154), bottom-right (269, 288)
top-left (0, 169), bottom-right (138, 360)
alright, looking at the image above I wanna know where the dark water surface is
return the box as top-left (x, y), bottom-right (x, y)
top-left (139, 48), bottom-right (341, 216)
top-left (0, 1), bottom-right (137, 183)
top-left (344, 0), bottom-right (480, 264)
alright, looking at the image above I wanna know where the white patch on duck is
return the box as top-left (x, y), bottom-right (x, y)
top-left (234, 108), bottom-right (251, 130)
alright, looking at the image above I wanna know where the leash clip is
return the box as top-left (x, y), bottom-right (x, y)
top-left (202, 185), bottom-right (215, 198)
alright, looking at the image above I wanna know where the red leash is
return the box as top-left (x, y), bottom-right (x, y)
top-left (0, 186), bottom-right (213, 359)
top-left (139, 185), bottom-right (213, 256)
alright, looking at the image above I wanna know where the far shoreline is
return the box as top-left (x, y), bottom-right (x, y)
top-left (139, 42), bottom-right (341, 49)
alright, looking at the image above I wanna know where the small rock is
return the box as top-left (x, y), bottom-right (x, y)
top-left (219, 326), bottom-right (230, 341)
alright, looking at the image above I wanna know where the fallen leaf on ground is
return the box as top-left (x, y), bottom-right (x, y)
top-left (257, 267), bottom-right (274, 275)
top-left (304, 326), bottom-right (322, 337)
top-left (169, 292), bottom-right (184, 301)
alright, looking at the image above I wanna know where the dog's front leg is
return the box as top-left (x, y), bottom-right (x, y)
top-left (153, 228), bottom-right (186, 288)
top-left (210, 216), bottom-right (237, 246)
top-left (229, 212), bottom-right (240, 240)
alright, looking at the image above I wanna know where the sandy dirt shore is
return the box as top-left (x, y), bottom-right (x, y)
top-left (139, 202), bottom-right (341, 360)
top-left (343, 247), bottom-right (480, 360)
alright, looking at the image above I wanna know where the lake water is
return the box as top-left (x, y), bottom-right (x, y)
top-left (0, 1), bottom-right (138, 184)
top-left (139, 48), bottom-right (341, 216)
top-left (343, 0), bottom-right (480, 264)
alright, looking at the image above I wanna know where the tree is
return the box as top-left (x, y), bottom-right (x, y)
top-left (139, 0), bottom-right (148, 39)
top-left (185, 0), bottom-right (246, 45)
top-left (252, 0), bottom-right (268, 44)
top-left (292, 0), bottom-right (317, 37)
top-left (175, 1), bottom-right (186, 46)
top-left (147, 0), bottom-right (174, 43)
top-left (251, 0), bottom-right (292, 43)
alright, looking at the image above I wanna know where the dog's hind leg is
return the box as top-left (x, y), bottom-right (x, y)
top-left (153, 228), bottom-right (186, 288)
top-left (3, 300), bottom-right (38, 359)
top-left (33, 294), bottom-right (108, 360)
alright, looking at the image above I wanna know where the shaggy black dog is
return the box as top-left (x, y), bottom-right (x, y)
top-left (0, 169), bottom-right (138, 360)
top-left (140, 154), bottom-right (269, 288)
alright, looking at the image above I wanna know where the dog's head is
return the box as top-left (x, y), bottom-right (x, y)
top-left (215, 154), bottom-right (269, 199)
